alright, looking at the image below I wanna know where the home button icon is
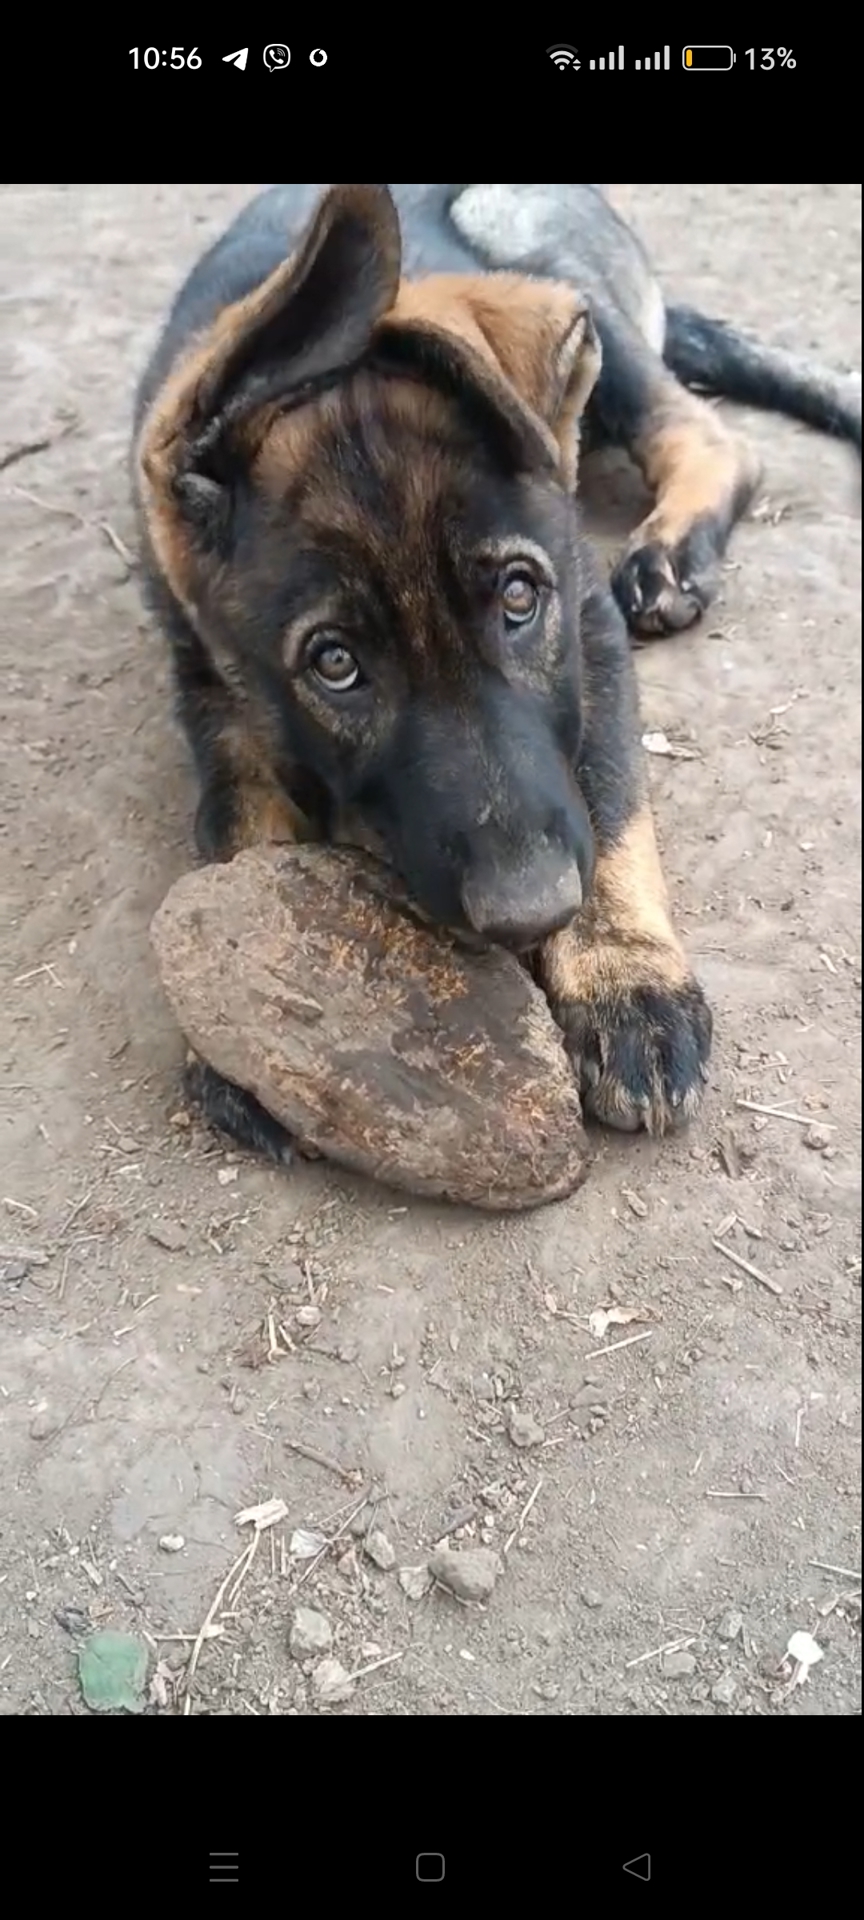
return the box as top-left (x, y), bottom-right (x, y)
top-left (416, 1854), bottom-right (445, 1882)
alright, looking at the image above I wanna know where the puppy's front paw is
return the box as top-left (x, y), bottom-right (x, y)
top-left (611, 522), bottom-right (719, 637)
top-left (543, 940), bottom-right (712, 1134)
top-left (184, 1053), bottom-right (296, 1165)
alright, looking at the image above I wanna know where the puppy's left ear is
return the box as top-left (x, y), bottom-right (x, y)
top-left (466, 278), bottom-right (601, 487)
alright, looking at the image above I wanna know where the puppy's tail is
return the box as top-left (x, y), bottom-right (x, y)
top-left (664, 305), bottom-right (861, 452)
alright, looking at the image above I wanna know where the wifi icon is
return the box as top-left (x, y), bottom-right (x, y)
top-left (547, 43), bottom-right (580, 68)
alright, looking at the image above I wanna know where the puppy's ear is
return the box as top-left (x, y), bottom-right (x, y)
top-left (137, 184), bottom-right (401, 565)
top-left (471, 278), bottom-right (601, 487)
top-left (378, 273), bottom-right (601, 487)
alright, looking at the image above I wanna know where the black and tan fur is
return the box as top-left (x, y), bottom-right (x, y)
top-left (133, 184), bottom-right (860, 1165)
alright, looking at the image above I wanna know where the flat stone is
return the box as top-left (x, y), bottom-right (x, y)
top-left (506, 1404), bottom-right (545, 1449)
top-left (289, 1608), bottom-right (333, 1658)
top-left (364, 1529), bottom-right (396, 1571)
top-left (428, 1545), bottom-right (504, 1603)
top-left (662, 1649), bottom-right (697, 1678)
top-left (150, 845), bottom-right (590, 1212)
top-left (312, 1658), bottom-right (355, 1704)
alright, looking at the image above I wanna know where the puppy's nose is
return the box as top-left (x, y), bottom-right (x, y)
top-left (461, 861), bottom-right (583, 951)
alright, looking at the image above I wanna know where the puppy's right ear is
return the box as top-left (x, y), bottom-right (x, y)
top-left (137, 185), bottom-right (401, 573)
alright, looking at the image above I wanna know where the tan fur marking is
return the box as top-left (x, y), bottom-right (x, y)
top-left (630, 394), bottom-right (761, 551)
top-left (540, 802), bottom-right (690, 1005)
top-left (219, 720), bottom-right (312, 856)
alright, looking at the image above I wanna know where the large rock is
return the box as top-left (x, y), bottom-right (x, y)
top-left (150, 845), bottom-right (589, 1211)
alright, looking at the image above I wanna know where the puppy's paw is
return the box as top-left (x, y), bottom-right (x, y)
top-left (611, 521), bottom-right (720, 637)
top-left (183, 1053), bottom-right (295, 1165)
top-left (546, 945), bottom-right (712, 1134)
top-left (611, 426), bottom-right (761, 640)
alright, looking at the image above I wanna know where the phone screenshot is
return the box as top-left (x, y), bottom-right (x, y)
top-left (2, 31), bottom-right (859, 1898)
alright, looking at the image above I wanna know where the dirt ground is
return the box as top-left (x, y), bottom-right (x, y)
top-left (1, 184), bottom-right (860, 1718)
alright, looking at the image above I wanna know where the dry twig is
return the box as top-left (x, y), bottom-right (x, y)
top-left (504, 1479), bottom-right (543, 1556)
top-left (735, 1097), bottom-right (835, 1128)
top-left (711, 1237), bottom-right (782, 1296)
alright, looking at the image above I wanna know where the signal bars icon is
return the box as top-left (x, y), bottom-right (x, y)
top-left (588, 46), bottom-right (625, 68)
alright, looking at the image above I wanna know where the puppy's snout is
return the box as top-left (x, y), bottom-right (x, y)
top-left (461, 857), bottom-right (583, 952)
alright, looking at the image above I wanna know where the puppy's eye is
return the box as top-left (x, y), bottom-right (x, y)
top-left (308, 637), bottom-right (362, 693)
top-left (499, 569), bottom-right (540, 629)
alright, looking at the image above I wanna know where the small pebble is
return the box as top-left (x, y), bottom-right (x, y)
top-left (29, 1410), bottom-right (59, 1441)
top-left (275, 1261), bottom-right (304, 1291)
top-left (390, 1380), bottom-right (407, 1399)
top-left (158, 1534), bottom-right (185, 1554)
top-left (217, 1165), bottom-right (239, 1186)
top-left (148, 1221), bottom-right (188, 1252)
top-left (428, 1545), bottom-right (503, 1603)
top-left (711, 1673), bottom-right (738, 1706)
top-left (580, 1587), bottom-right (604, 1610)
top-left (802, 1124), bottom-right (833, 1152)
top-left (716, 1609), bottom-right (744, 1642)
top-left (312, 1657), bottom-right (355, 1704)
top-left (302, 1380), bottom-right (320, 1402)
top-left (289, 1607), bottom-right (333, 1658)
top-left (365, 1529), bottom-right (396, 1571)
top-left (295, 1304), bottom-right (321, 1328)
top-left (54, 1605), bottom-right (91, 1635)
top-left (399, 1564), bottom-right (433, 1600)
top-left (506, 1403), bottom-right (545, 1449)
top-left (1, 1260), bottom-right (29, 1283)
top-left (662, 1649), bottom-right (697, 1678)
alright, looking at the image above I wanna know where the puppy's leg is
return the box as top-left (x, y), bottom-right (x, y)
top-left (182, 1054), bottom-right (297, 1167)
top-left (535, 579), bottom-right (712, 1129)
top-left (594, 318), bottom-right (761, 635)
top-left (172, 626), bottom-right (304, 1165)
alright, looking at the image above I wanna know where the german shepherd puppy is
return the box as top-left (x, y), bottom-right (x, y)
top-left (133, 184), bottom-right (860, 1167)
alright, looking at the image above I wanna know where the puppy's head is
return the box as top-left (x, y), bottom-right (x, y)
top-left (137, 184), bottom-right (602, 949)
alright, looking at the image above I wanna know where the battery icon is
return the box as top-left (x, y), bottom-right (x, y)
top-left (683, 45), bottom-right (735, 68)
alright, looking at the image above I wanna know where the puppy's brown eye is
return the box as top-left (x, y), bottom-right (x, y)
top-left (309, 639), bottom-right (361, 692)
top-left (500, 570), bottom-right (540, 628)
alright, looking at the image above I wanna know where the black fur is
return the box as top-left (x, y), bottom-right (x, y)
top-left (664, 306), bottom-right (862, 449)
